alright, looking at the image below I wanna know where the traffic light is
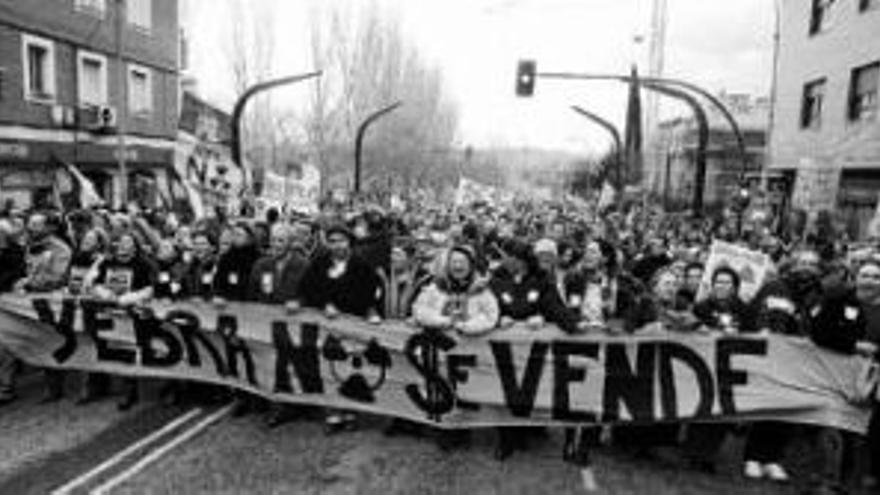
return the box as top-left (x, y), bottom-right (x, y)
top-left (515, 60), bottom-right (536, 97)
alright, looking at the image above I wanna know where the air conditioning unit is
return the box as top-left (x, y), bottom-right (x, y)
top-left (81, 105), bottom-right (117, 131)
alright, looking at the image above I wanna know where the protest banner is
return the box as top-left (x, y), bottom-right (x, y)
top-left (0, 294), bottom-right (872, 433)
top-left (697, 240), bottom-right (773, 302)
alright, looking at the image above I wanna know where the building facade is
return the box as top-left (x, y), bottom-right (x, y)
top-left (651, 93), bottom-right (769, 211)
top-left (769, 0), bottom-right (880, 237)
top-left (0, 0), bottom-right (179, 209)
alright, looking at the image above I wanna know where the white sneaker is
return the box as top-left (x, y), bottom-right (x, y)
top-left (762, 463), bottom-right (789, 482)
top-left (743, 460), bottom-right (763, 479)
top-left (580, 467), bottom-right (598, 492)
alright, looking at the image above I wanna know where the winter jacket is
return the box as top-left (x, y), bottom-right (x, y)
top-left (751, 273), bottom-right (824, 336)
top-left (153, 259), bottom-right (190, 300)
top-left (490, 267), bottom-right (578, 333)
top-left (693, 295), bottom-right (754, 333)
top-left (214, 245), bottom-right (260, 302)
top-left (185, 256), bottom-right (217, 299)
top-left (412, 276), bottom-right (499, 335)
top-left (810, 288), bottom-right (866, 355)
top-left (299, 253), bottom-right (381, 317)
top-left (247, 250), bottom-right (309, 304)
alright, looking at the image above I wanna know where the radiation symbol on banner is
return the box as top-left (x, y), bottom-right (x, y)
top-left (322, 335), bottom-right (391, 403)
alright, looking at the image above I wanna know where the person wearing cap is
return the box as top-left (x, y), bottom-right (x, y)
top-left (299, 223), bottom-right (382, 433)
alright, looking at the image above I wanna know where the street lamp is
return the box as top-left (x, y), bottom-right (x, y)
top-left (569, 106), bottom-right (623, 189)
top-left (354, 101), bottom-right (403, 195)
top-left (230, 71), bottom-right (322, 192)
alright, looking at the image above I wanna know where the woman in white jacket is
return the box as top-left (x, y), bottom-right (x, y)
top-left (413, 245), bottom-right (499, 336)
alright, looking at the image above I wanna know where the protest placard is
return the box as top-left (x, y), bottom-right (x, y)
top-left (697, 240), bottom-right (773, 302)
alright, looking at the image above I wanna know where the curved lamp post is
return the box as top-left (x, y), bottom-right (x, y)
top-left (569, 105), bottom-right (623, 189)
top-left (522, 66), bottom-right (748, 181)
top-left (641, 82), bottom-right (709, 214)
top-left (354, 101), bottom-right (403, 195)
top-left (230, 71), bottom-right (322, 191)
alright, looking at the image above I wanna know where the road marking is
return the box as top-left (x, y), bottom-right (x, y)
top-left (90, 404), bottom-right (233, 495)
top-left (50, 408), bottom-right (203, 495)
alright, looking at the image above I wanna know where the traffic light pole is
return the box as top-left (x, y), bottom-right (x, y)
top-left (536, 71), bottom-right (748, 181)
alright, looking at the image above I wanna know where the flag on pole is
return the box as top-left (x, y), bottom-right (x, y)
top-left (50, 155), bottom-right (104, 209)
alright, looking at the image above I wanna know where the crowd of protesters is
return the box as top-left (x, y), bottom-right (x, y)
top-left (0, 192), bottom-right (879, 494)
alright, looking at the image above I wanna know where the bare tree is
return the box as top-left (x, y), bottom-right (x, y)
top-left (303, 0), bottom-right (460, 194)
top-left (224, 0), bottom-right (278, 172)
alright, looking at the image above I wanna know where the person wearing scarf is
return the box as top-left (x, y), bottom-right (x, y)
top-left (410, 244), bottom-right (499, 448)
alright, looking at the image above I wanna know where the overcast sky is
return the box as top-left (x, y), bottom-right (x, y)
top-left (182, 0), bottom-right (775, 154)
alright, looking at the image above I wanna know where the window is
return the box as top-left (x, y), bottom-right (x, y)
top-left (128, 64), bottom-right (152, 115)
top-left (801, 78), bottom-right (826, 129)
top-left (127, 0), bottom-right (152, 31)
top-left (810, 0), bottom-right (836, 35)
top-left (849, 62), bottom-right (879, 122)
top-left (21, 34), bottom-right (56, 102)
top-left (74, 0), bottom-right (105, 16)
top-left (77, 51), bottom-right (108, 106)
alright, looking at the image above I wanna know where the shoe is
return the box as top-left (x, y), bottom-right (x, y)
top-left (743, 460), bottom-right (763, 479)
top-left (762, 463), bottom-right (789, 482)
top-left (580, 467), bottom-right (598, 492)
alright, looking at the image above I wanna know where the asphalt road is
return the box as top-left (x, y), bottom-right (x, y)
top-left (0, 368), bottom-right (871, 494)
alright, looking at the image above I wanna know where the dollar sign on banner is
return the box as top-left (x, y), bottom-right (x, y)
top-left (404, 327), bottom-right (457, 422)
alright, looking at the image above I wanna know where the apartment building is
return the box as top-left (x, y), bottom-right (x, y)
top-left (0, 0), bottom-right (179, 209)
top-left (769, 0), bottom-right (880, 237)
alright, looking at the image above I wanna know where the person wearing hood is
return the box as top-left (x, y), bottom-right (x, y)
top-left (412, 244), bottom-right (499, 335)
top-left (410, 244), bottom-right (499, 447)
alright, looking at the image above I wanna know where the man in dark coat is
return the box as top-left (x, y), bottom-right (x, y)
top-left (300, 224), bottom-right (381, 318)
